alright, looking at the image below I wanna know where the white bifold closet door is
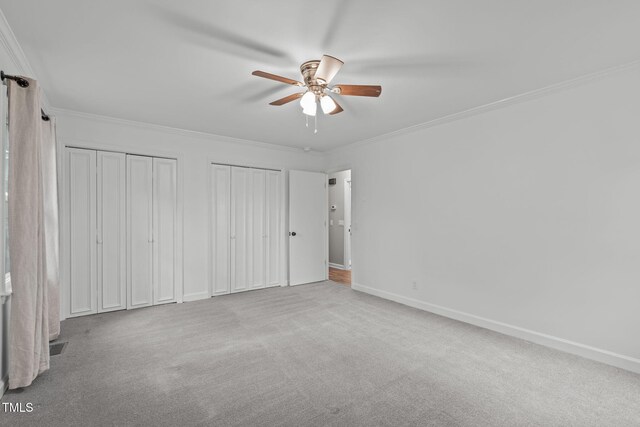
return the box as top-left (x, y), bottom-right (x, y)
top-left (211, 165), bottom-right (231, 295)
top-left (127, 155), bottom-right (177, 308)
top-left (265, 170), bottom-right (281, 287)
top-left (97, 151), bottom-right (126, 312)
top-left (249, 168), bottom-right (266, 290)
top-left (68, 149), bottom-right (127, 316)
top-left (152, 157), bottom-right (177, 305)
top-left (67, 149), bottom-right (177, 317)
top-left (68, 148), bottom-right (97, 316)
top-left (211, 164), bottom-right (281, 295)
top-left (127, 155), bottom-right (153, 309)
top-left (231, 167), bottom-right (266, 292)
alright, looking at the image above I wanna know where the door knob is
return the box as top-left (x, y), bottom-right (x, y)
top-left (290, 232), bottom-right (297, 236)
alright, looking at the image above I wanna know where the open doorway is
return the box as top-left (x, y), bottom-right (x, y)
top-left (328, 169), bottom-right (351, 286)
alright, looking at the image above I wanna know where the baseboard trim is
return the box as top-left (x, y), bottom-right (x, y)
top-left (328, 263), bottom-right (345, 270)
top-left (352, 283), bottom-right (640, 374)
top-left (182, 291), bottom-right (210, 302)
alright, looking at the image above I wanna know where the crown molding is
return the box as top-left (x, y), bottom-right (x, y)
top-left (0, 9), bottom-right (35, 77)
top-left (0, 7), bottom-right (52, 110)
top-left (50, 107), bottom-right (325, 157)
top-left (329, 59), bottom-right (640, 155)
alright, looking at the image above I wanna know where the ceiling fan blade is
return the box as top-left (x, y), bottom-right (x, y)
top-left (333, 84), bottom-right (382, 97)
top-left (252, 71), bottom-right (303, 86)
top-left (315, 55), bottom-right (344, 84)
top-left (269, 92), bottom-right (304, 106)
top-left (329, 99), bottom-right (344, 115)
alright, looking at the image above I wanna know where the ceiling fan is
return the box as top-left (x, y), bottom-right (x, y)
top-left (252, 55), bottom-right (382, 118)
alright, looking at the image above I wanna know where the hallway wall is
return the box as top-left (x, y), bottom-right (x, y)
top-left (328, 170), bottom-right (350, 268)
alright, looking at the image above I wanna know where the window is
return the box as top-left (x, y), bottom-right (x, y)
top-left (1, 84), bottom-right (9, 297)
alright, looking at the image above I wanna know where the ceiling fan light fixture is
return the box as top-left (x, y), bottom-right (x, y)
top-left (315, 55), bottom-right (344, 85)
top-left (299, 91), bottom-right (316, 110)
top-left (251, 54), bottom-right (381, 121)
top-left (320, 95), bottom-right (337, 114)
top-left (302, 102), bottom-right (317, 116)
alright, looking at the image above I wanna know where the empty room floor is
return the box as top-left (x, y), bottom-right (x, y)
top-left (1, 283), bottom-right (639, 426)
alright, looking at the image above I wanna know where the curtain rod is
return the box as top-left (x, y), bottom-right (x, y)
top-left (0, 70), bottom-right (50, 121)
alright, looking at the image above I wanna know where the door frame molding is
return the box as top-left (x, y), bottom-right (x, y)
top-left (343, 177), bottom-right (352, 271)
top-left (326, 166), bottom-right (354, 285)
top-left (59, 138), bottom-right (184, 320)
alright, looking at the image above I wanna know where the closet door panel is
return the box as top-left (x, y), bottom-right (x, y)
top-left (68, 149), bottom-right (97, 316)
top-left (211, 164), bottom-right (231, 295)
top-left (153, 158), bottom-right (177, 305)
top-left (231, 167), bottom-right (250, 292)
top-left (127, 155), bottom-right (153, 309)
top-left (250, 169), bottom-right (266, 289)
top-left (97, 152), bottom-right (126, 312)
top-left (265, 170), bottom-right (281, 287)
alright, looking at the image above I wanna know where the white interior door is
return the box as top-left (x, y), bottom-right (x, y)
top-left (97, 151), bottom-right (126, 312)
top-left (289, 170), bottom-right (327, 286)
top-left (265, 170), bottom-right (281, 287)
top-left (153, 158), bottom-right (177, 305)
top-left (127, 155), bottom-right (153, 309)
top-left (211, 164), bottom-right (231, 295)
top-left (68, 148), bottom-right (97, 316)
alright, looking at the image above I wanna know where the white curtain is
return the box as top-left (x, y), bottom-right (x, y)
top-left (42, 117), bottom-right (60, 341)
top-left (7, 76), bottom-right (59, 389)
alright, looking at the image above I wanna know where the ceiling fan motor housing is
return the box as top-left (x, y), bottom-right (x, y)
top-left (300, 60), bottom-right (325, 95)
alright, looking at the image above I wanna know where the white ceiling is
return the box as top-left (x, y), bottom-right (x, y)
top-left (1, 0), bottom-right (639, 151)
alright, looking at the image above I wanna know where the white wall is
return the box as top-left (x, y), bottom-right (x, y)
top-left (327, 64), bottom-right (640, 373)
top-left (54, 110), bottom-right (325, 309)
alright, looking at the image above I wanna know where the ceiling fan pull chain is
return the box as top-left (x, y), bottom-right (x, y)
top-left (305, 115), bottom-right (309, 128)
top-left (314, 115), bottom-right (318, 134)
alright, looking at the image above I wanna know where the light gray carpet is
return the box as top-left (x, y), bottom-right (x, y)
top-left (2, 282), bottom-right (639, 426)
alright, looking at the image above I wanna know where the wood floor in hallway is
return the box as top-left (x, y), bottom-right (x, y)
top-left (329, 267), bottom-right (351, 286)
